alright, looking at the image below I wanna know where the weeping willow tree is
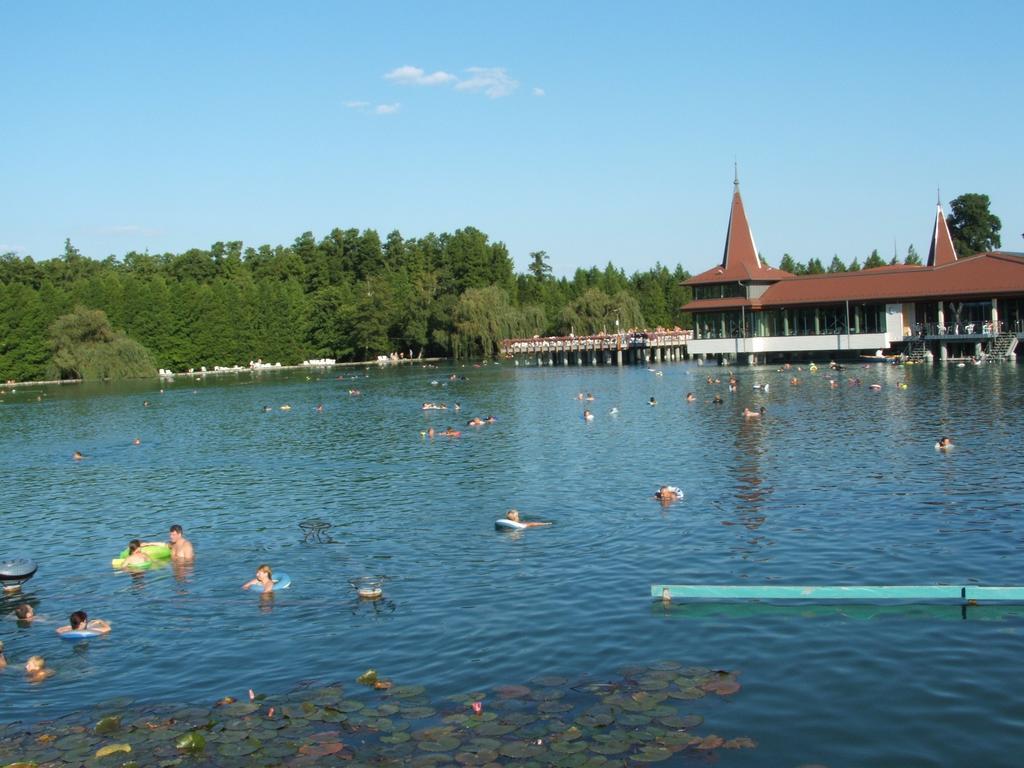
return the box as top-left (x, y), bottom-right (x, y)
top-left (452, 286), bottom-right (545, 359)
top-left (558, 287), bottom-right (644, 335)
top-left (48, 305), bottom-right (156, 380)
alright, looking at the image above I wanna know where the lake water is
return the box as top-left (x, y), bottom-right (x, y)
top-left (1, 360), bottom-right (1023, 766)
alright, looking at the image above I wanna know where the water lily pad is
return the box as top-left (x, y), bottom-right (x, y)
top-left (494, 685), bottom-right (531, 699)
top-left (667, 688), bottom-right (705, 700)
top-left (220, 702), bottom-right (259, 717)
top-left (679, 666), bottom-right (711, 677)
top-left (550, 740), bottom-right (588, 754)
top-left (532, 675), bottom-right (568, 687)
top-left (638, 678), bottom-right (669, 691)
top-left (174, 731), bottom-right (206, 753)
top-left (454, 749), bottom-right (499, 765)
top-left (538, 701), bottom-right (573, 715)
top-left (500, 741), bottom-right (545, 759)
top-left (95, 743), bottom-right (132, 758)
top-left (218, 739), bottom-right (261, 756)
top-left (418, 735), bottom-right (461, 752)
top-left (333, 700), bottom-right (365, 713)
top-left (723, 736), bottom-right (757, 748)
top-left (617, 713), bottom-right (651, 727)
top-left (380, 732), bottom-right (411, 745)
top-left (530, 688), bottom-right (565, 701)
top-left (693, 734), bottom-right (725, 750)
top-left (588, 739), bottom-right (628, 755)
top-left (401, 706), bottom-right (436, 719)
top-left (651, 661), bottom-right (682, 671)
top-left (94, 715), bottom-right (122, 735)
top-left (299, 741), bottom-right (346, 757)
top-left (389, 685), bottom-right (426, 699)
top-left (377, 703), bottom-right (401, 716)
top-left (575, 711), bottom-right (614, 728)
top-left (502, 712), bottom-right (538, 726)
top-left (631, 746), bottom-right (675, 762)
top-left (473, 722), bottom-right (517, 737)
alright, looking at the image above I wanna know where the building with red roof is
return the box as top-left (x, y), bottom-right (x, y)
top-left (682, 178), bottom-right (1024, 364)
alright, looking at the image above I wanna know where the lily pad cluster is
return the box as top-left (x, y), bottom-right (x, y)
top-left (0, 661), bottom-right (755, 766)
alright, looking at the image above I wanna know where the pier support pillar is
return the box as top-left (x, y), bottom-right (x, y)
top-left (747, 353), bottom-right (756, 366)
top-left (991, 298), bottom-right (999, 334)
top-left (975, 342), bottom-right (983, 358)
top-left (616, 348), bottom-right (623, 366)
top-left (939, 342), bottom-right (948, 361)
top-left (562, 351), bottom-right (568, 366)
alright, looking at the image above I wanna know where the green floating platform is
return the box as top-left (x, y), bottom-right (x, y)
top-left (651, 585), bottom-right (1024, 603)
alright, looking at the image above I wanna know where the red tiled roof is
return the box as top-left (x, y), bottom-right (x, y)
top-left (686, 184), bottom-right (791, 285)
top-left (682, 252), bottom-right (1024, 310)
top-left (927, 204), bottom-right (958, 267)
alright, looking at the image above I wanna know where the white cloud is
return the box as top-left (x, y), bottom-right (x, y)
top-left (454, 67), bottom-right (519, 98)
top-left (384, 65), bottom-right (456, 86)
top-left (345, 100), bottom-right (370, 109)
top-left (375, 103), bottom-right (401, 115)
top-left (532, 87), bottom-right (545, 97)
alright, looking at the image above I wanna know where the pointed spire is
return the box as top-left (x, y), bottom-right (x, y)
top-left (927, 201), bottom-right (957, 267)
top-left (721, 172), bottom-right (762, 271)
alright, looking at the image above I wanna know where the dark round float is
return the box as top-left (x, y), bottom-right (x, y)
top-left (0, 557), bottom-right (38, 589)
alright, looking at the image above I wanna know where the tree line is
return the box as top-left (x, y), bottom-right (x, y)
top-left (0, 227), bottom-right (694, 382)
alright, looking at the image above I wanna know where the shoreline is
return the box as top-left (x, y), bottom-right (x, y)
top-left (0, 358), bottom-right (447, 389)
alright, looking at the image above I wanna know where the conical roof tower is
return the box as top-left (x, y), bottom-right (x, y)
top-left (927, 198), bottom-right (958, 267)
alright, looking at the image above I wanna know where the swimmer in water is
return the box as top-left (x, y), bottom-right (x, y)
top-left (73, 451), bottom-right (85, 461)
top-left (712, 395), bottom-right (724, 405)
top-left (25, 655), bottom-right (54, 682)
top-left (505, 509), bottom-right (552, 528)
top-left (0, 640), bottom-right (6, 669)
top-left (648, 397), bottom-right (657, 406)
top-left (242, 564), bottom-right (276, 593)
top-left (467, 417), bottom-right (484, 427)
top-left (132, 438), bottom-right (141, 445)
top-left (686, 392), bottom-right (696, 402)
top-left (14, 604), bottom-right (35, 623)
top-left (654, 485), bottom-right (682, 502)
top-left (936, 436), bottom-right (954, 451)
top-left (56, 611), bottom-right (111, 636)
top-left (583, 409), bottom-right (594, 421)
top-left (121, 539), bottom-right (152, 568)
top-left (743, 407), bottom-right (766, 418)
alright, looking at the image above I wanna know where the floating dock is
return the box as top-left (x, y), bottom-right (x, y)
top-left (502, 331), bottom-right (691, 367)
top-left (652, 585), bottom-right (1024, 603)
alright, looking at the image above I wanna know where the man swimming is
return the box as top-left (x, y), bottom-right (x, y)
top-left (144, 524), bottom-right (194, 562)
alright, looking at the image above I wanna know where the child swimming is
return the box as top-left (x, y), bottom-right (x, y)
top-left (242, 564), bottom-right (276, 593)
top-left (56, 610), bottom-right (111, 636)
top-left (121, 539), bottom-right (152, 568)
top-left (25, 655), bottom-right (54, 682)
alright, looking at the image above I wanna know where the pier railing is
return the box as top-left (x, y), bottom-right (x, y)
top-left (501, 330), bottom-right (692, 366)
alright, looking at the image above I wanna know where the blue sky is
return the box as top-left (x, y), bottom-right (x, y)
top-left (1, 1), bottom-right (1021, 277)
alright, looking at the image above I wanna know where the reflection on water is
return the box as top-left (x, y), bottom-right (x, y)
top-left (1, 362), bottom-right (1023, 766)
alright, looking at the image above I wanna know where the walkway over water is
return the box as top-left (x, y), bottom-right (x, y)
top-left (501, 330), bottom-right (692, 366)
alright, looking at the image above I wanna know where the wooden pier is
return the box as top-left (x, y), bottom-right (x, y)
top-left (501, 331), bottom-right (691, 367)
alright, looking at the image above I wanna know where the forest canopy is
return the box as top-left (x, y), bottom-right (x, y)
top-left (0, 228), bottom-right (693, 382)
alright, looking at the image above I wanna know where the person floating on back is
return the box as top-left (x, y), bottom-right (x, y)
top-left (505, 509), bottom-right (552, 528)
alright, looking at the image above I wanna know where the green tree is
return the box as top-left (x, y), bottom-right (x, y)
top-left (847, 257), bottom-right (862, 271)
top-left (827, 255), bottom-right (847, 273)
top-left (905, 244), bottom-right (921, 265)
top-left (806, 258), bottom-right (826, 274)
top-left (947, 193), bottom-right (1002, 256)
top-left (48, 306), bottom-right (155, 380)
top-left (863, 249), bottom-right (886, 269)
top-left (779, 254), bottom-right (805, 275)
top-left (528, 250), bottom-right (552, 280)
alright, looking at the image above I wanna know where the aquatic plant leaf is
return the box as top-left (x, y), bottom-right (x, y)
top-left (389, 685), bottom-right (426, 698)
top-left (500, 741), bottom-right (545, 758)
top-left (298, 741), bottom-right (346, 756)
top-left (617, 713), bottom-right (651, 727)
top-left (401, 706), bottom-right (437, 719)
top-left (538, 701), bottom-right (573, 714)
top-left (651, 661), bottom-right (682, 671)
top-left (94, 716), bottom-right (122, 735)
top-left (631, 746), bottom-right (674, 762)
top-left (454, 749), bottom-right (499, 765)
top-left (494, 684), bottom-right (531, 699)
top-left (550, 740), bottom-right (588, 754)
top-left (473, 722), bottom-right (517, 737)
top-left (380, 732), bottom-right (411, 745)
top-left (679, 666), bottom-right (711, 677)
top-left (417, 735), bottom-right (461, 752)
top-left (533, 675), bottom-right (568, 687)
top-left (95, 743), bottom-right (132, 757)
top-left (333, 700), bottom-right (365, 713)
top-left (217, 739), bottom-right (261, 756)
top-left (356, 669), bottom-right (378, 686)
top-left (667, 688), bottom-right (705, 700)
top-left (694, 734), bottom-right (725, 750)
top-left (638, 678), bottom-right (669, 691)
top-left (588, 739), bottom-right (629, 755)
top-left (174, 729), bottom-right (205, 753)
top-left (723, 737), bottom-right (758, 748)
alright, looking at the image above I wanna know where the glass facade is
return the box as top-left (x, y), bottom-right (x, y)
top-left (693, 283), bottom-right (746, 300)
top-left (693, 304), bottom-right (885, 340)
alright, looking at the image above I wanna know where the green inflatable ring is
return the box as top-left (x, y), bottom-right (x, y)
top-left (112, 543), bottom-right (172, 569)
